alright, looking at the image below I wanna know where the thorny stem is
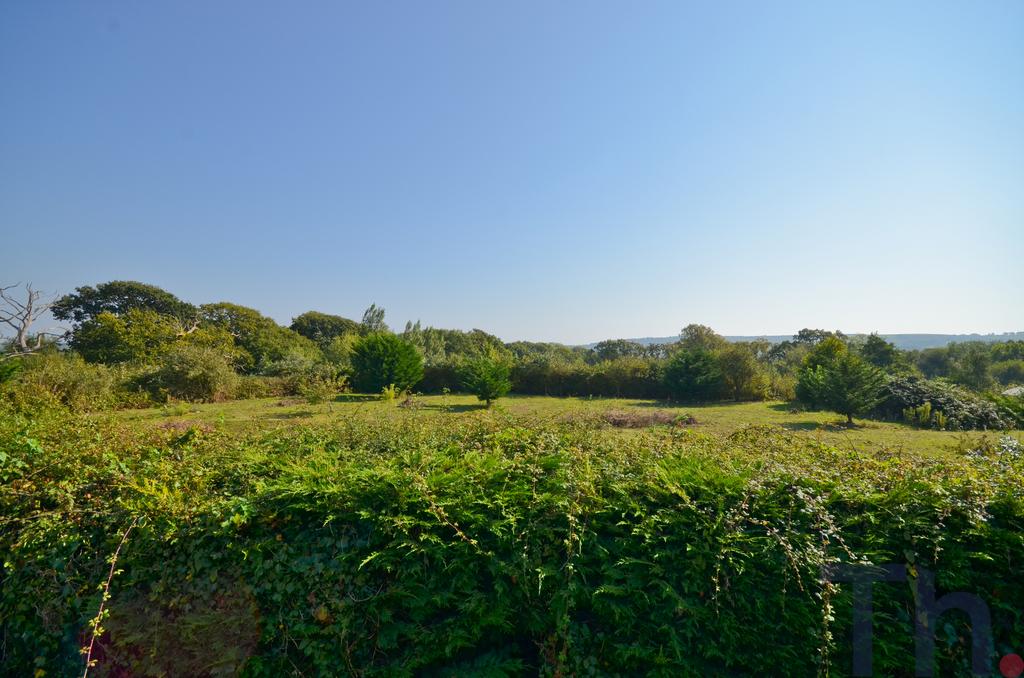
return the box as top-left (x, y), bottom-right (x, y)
top-left (81, 515), bottom-right (139, 678)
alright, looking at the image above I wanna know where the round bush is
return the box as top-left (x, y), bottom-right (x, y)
top-left (150, 344), bottom-right (239, 402)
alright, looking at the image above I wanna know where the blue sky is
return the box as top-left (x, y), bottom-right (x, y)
top-left (2, 1), bottom-right (1021, 344)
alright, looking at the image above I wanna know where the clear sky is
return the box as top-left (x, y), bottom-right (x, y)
top-left (2, 2), bottom-right (1021, 344)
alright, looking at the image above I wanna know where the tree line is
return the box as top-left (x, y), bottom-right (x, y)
top-left (1, 280), bottom-right (1021, 427)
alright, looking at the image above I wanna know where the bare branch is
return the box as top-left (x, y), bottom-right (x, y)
top-left (0, 282), bottom-right (66, 354)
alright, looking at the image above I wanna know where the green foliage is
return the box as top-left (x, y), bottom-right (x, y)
top-left (360, 303), bottom-right (388, 334)
top-left (509, 357), bottom-right (666, 399)
top-left (902, 401), bottom-right (949, 430)
top-left (860, 332), bottom-right (900, 369)
top-left (815, 353), bottom-right (886, 424)
top-left (909, 341), bottom-right (1024, 392)
top-left (803, 335), bottom-right (848, 369)
top-left (879, 375), bottom-right (1009, 430)
top-left (323, 332), bottom-right (360, 372)
top-left (70, 308), bottom-right (238, 365)
top-left (289, 311), bottom-right (359, 349)
top-left (2, 352), bottom-right (119, 412)
top-left (350, 333), bottom-right (424, 393)
top-left (459, 355), bottom-right (512, 406)
top-left (0, 358), bottom-right (22, 385)
top-left (200, 302), bottom-right (321, 373)
top-left (591, 339), bottom-right (647, 362)
top-left (146, 344), bottom-right (239, 402)
top-left (796, 337), bottom-right (850, 409)
top-left (718, 343), bottom-right (766, 401)
top-left (71, 309), bottom-right (181, 363)
top-left (796, 364), bottom-right (828, 408)
top-left (793, 328), bottom-right (846, 345)
top-left (2, 406), bottom-right (1022, 677)
top-left (51, 280), bottom-right (196, 325)
top-left (402, 323), bottom-right (510, 367)
top-left (300, 375), bottom-right (345, 406)
top-left (678, 323), bottom-right (728, 352)
top-left (992, 359), bottom-right (1024, 386)
top-left (663, 348), bottom-right (724, 401)
top-left (987, 394), bottom-right (1024, 429)
top-left (950, 344), bottom-right (994, 391)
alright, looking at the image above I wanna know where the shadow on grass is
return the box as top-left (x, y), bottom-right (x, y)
top-left (420, 403), bottom-right (488, 413)
top-left (627, 399), bottom-right (744, 410)
top-left (781, 420), bottom-right (867, 432)
top-left (334, 394), bottom-right (380, 403)
top-left (768, 402), bottom-right (801, 413)
top-left (266, 410), bottom-right (315, 420)
top-left (780, 421), bottom-right (826, 431)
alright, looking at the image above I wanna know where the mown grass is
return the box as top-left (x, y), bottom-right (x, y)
top-left (115, 393), bottom-right (1024, 456)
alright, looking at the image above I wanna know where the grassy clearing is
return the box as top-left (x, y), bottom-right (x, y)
top-left (115, 393), bottom-right (1023, 456)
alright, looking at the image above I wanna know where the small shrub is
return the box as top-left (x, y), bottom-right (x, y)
top-left (459, 355), bottom-right (512, 406)
top-left (300, 375), bottom-right (344, 406)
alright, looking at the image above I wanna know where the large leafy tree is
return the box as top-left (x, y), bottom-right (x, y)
top-left (592, 339), bottom-right (646, 362)
top-left (459, 354), bottom-right (512, 406)
top-left (290, 311), bottom-right (359, 349)
top-left (663, 348), bottom-right (724, 401)
top-left (402, 323), bottom-right (509, 366)
top-left (803, 336), bottom-right (848, 369)
top-left (949, 343), bottom-right (993, 392)
top-left (71, 308), bottom-right (236, 364)
top-left (859, 333), bottom-right (900, 369)
top-left (52, 281), bottom-right (196, 325)
top-left (200, 302), bottom-right (320, 373)
top-left (678, 324), bottom-right (728, 353)
top-left (793, 328), bottom-right (846, 346)
top-left (350, 333), bottom-right (423, 393)
top-left (718, 343), bottom-right (763, 401)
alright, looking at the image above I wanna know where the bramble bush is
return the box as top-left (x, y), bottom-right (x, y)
top-left (3, 402), bottom-right (1023, 676)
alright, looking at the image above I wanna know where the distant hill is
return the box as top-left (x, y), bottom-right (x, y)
top-left (588, 332), bottom-right (1024, 351)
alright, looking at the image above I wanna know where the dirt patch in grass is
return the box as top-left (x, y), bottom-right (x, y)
top-left (565, 410), bottom-right (698, 429)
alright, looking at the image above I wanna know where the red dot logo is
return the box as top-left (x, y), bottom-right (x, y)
top-left (1001, 653), bottom-right (1024, 678)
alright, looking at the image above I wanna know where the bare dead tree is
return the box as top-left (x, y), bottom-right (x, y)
top-left (0, 283), bottom-right (66, 359)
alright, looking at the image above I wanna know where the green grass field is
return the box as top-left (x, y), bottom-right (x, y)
top-left (115, 393), bottom-right (1023, 456)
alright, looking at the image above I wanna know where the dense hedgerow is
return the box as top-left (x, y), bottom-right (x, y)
top-left (2, 403), bottom-right (1023, 676)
